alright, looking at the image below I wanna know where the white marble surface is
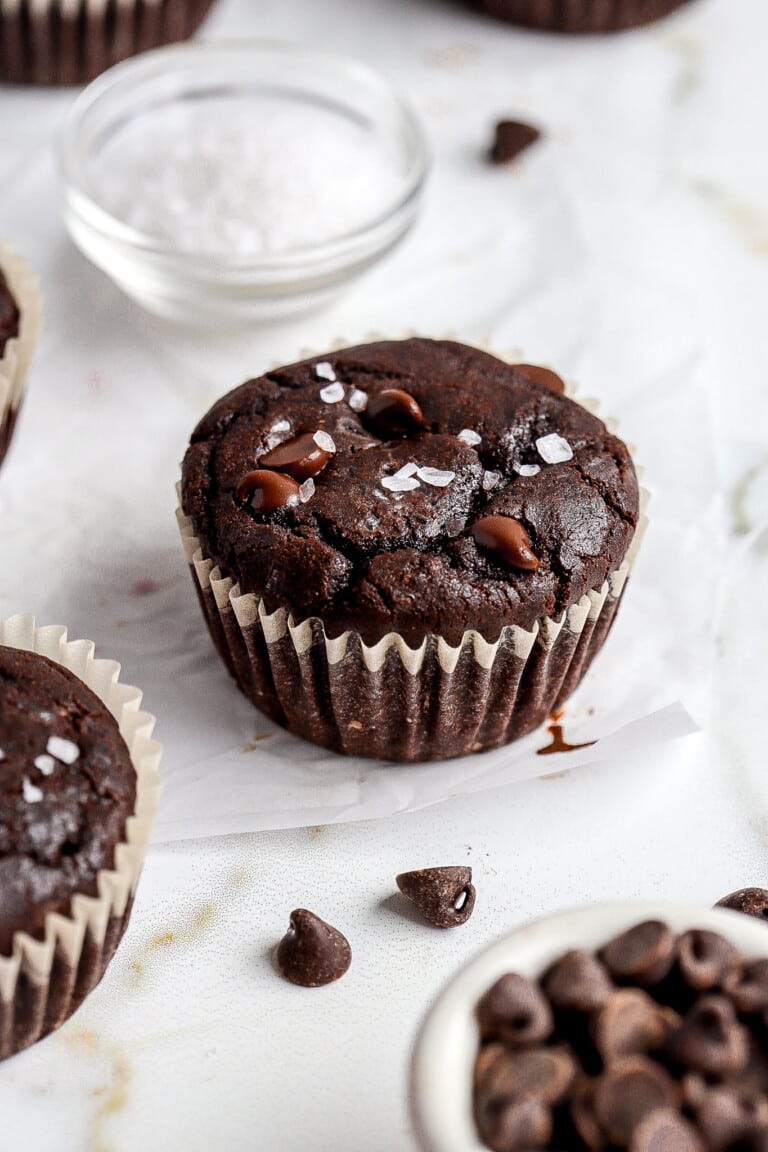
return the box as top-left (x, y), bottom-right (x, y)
top-left (1, 0), bottom-right (768, 1148)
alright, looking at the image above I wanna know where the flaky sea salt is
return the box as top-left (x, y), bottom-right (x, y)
top-left (47, 735), bottom-right (80, 764)
top-left (320, 382), bottom-right (345, 404)
top-left (382, 475), bottom-right (421, 492)
top-left (34, 755), bottom-right (56, 775)
top-left (110, 106), bottom-right (407, 257)
top-left (482, 470), bottom-right (502, 491)
top-left (536, 433), bottom-right (573, 464)
top-left (457, 429), bottom-right (482, 447)
top-left (315, 362), bottom-right (336, 382)
top-left (416, 466), bottom-right (455, 488)
top-left (23, 778), bottom-right (44, 804)
top-left (271, 419), bottom-right (290, 434)
top-left (313, 431), bottom-right (337, 453)
top-left (299, 478), bottom-right (316, 503)
top-left (515, 463), bottom-right (541, 478)
top-left (348, 388), bottom-right (368, 412)
top-left (393, 462), bottom-right (419, 480)
top-left (374, 489), bottom-right (388, 501)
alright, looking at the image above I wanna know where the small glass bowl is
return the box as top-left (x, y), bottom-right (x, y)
top-left (60, 41), bottom-right (429, 325)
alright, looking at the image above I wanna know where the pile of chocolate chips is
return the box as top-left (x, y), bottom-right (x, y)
top-left (473, 920), bottom-right (768, 1151)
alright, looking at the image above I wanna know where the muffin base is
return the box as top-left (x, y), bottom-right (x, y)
top-left (469, 0), bottom-right (690, 32)
top-left (0, 244), bottom-right (42, 472)
top-left (0, 0), bottom-right (217, 86)
top-left (0, 616), bottom-right (162, 1061)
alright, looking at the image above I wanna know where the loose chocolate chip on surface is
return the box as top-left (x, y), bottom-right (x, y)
top-left (513, 363), bottom-right (566, 395)
top-left (489, 119), bottom-right (541, 165)
top-left (396, 866), bottom-right (476, 928)
top-left (275, 909), bottom-right (351, 988)
top-left (473, 515), bottom-right (541, 572)
top-left (594, 988), bottom-right (675, 1063)
top-left (629, 1108), bottom-right (704, 1152)
top-left (671, 995), bottom-right (749, 1076)
top-left (543, 949), bottom-right (614, 1013)
top-left (475, 1093), bottom-right (553, 1152)
top-left (677, 929), bottom-right (739, 991)
top-left (601, 921), bottom-right (677, 986)
top-left (235, 468), bottom-right (301, 512)
top-left (724, 959), bottom-right (768, 1013)
top-left (260, 431), bottom-right (334, 481)
top-left (476, 973), bottom-right (554, 1047)
top-left (716, 889), bottom-right (768, 921)
top-left (364, 388), bottom-right (424, 437)
top-left (593, 1056), bottom-right (678, 1144)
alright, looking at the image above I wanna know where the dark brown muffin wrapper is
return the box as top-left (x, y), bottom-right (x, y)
top-left (0, 244), bottom-right (42, 471)
top-left (176, 361), bottom-right (647, 764)
top-left (0, 616), bottom-right (162, 1061)
top-left (469, 0), bottom-right (690, 32)
top-left (0, 0), bottom-right (217, 86)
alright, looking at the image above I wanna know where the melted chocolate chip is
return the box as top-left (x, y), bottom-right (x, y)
top-left (477, 973), bottom-right (554, 1048)
top-left (716, 889), bottom-right (768, 922)
top-left (236, 469), bottom-right (301, 512)
top-left (513, 363), bottom-right (566, 394)
top-left (275, 909), bottom-right (351, 988)
top-left (260, 431), bottom-right (333, 481)
top-left (364, 388), bottom-right (424, 438)
top-left (473, 515), bottom-right (540, 572)
top-left (489, 120), bottom-right (541, 165)
top-left (396, 866), bottom-right (476, 928)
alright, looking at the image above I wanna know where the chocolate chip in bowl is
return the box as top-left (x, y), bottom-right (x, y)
top-left (410, 903), bottom-right (768, 1152)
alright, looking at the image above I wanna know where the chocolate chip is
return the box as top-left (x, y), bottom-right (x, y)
top-left (275, 909), bottom-right (351, 988)
top-left (489, 119), bottom-right (541, 165)
top-left (260, 431), bottom-right (334, 481)
top-left (694, 1086), bottom-right (768, 1151)
top-left (395, 866), bottom-right (476, 928)
top-left (716, 889), bottom-right (768, 922)
top-left (601, 921), bottom-right (677, 987)
top-left (629, 1108), bottom-right (704, 1152)
top-left (513, 363), bottom-right (566, 395)
top-left (671, 995), bottom-right (750, 1076)
top-left (475, 1093), bottom-right (553, 1152)
top-left (571, 1076), bottom-right (606, 1151)
top-left (364, 388), bottom-right (424, 437)
top-left (476, 973), bottom-right (554, 1047)
top-left (543, 949), bottom-right (613, 1014)
top-left (725, 960), bottom-right (768, 1013)
top-left (235, 468), bottom-right (301, 512)
top-left (473, 515), bottom-right (540, 573)
top-left (593, 1056), bottom-right (678, 1144)
top-left (484, 1046), bottom-right (577, 1107)
top-left (594, 989), bottom-right (677, 1063)
top-left (677, 930), bottom-right (739, 992)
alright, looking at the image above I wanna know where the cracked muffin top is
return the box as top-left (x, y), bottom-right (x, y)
top-left (181, 339), bottom-right (639, 647)
top-left (0, 646), bottom-right (136, 955)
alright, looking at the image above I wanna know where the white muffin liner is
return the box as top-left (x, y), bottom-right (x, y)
top-left (0, 614), bottom-right (162, 1060)
top-left (177, 343), bottom-right (648, 763)
top-left (0, 244), bottom-right (42, 469)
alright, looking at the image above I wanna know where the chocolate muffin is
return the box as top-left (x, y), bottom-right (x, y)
top-left (0, 631), bottom-right (160, 1061)
top-left (179, 338), bottom-right (642, 762)
top-left (0, 0), bottom-right (218, 86)
top-left (469, 0), bottom-right (691, 32)
top-left (0, 245), bottom-right (40, 474)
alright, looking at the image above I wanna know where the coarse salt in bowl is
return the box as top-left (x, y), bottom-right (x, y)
top-left (60, 41), bottom-right (429, 325)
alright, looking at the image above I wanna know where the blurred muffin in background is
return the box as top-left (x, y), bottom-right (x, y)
top-left (469, 0), bottom-right (691, 32)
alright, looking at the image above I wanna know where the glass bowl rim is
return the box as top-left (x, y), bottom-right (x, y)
top-left (60, 38), bottom-right (431, 276)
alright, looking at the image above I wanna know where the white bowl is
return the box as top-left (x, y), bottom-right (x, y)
top-left (410, 901), bottom-right (768, 1152)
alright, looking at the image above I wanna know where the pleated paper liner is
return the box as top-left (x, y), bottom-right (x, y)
top-left (176, 341), bottom-right (648, 763)
top-left (0, 615), bottom-right (162, 1060)
top-left (0, 244), bottom-right (42, 470)
top-left (0, 0), bottom-right (217, 85)
top-left (469, 0), bottom-right (690, 32)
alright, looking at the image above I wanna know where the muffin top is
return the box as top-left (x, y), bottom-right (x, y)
top-left (0, 647), bottom-right (136, 955)
top-left (0, 268), bottom-right (19, 359)
top-left (182, 339), bottom-right (639, 647)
